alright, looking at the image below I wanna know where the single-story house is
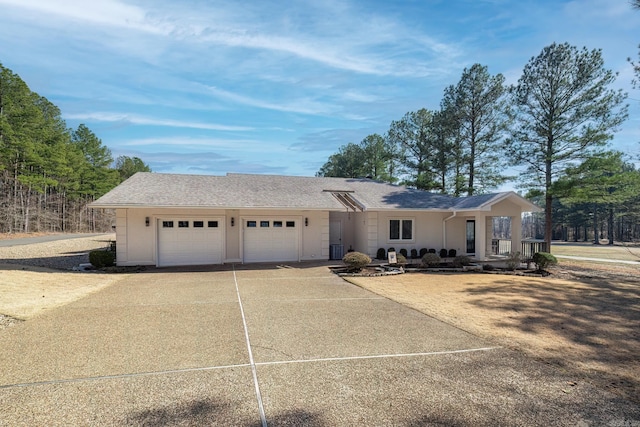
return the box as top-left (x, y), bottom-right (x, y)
top-left (90, 172), bottom-right (541, 267)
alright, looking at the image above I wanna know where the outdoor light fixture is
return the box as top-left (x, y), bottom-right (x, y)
top-left (145, 217), bottom-right (150, 227)
top-left (305, 217), bottom-right (308, 226)
top-left (231, 217), bottom-right (235, 226)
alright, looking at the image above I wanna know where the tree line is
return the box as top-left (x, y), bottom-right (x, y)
top-left (0, 63), bottom-right (151, 234)
top-left (318, 41), bottom-right (640, 246)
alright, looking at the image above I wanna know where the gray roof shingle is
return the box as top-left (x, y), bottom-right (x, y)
top-left (90, 172), bottom-right (537, 212)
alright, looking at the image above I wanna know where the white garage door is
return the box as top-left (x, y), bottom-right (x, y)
top-left (243, 218), bottom-right (299, 263)
top-left (157, 218), bottom-right (224, 266)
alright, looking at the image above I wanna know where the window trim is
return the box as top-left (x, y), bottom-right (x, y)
top-left (388, 218), bottom-right (414, 242)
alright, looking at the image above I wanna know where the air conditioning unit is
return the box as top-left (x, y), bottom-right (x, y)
top-left (329, 244), bottom-right (344, 260)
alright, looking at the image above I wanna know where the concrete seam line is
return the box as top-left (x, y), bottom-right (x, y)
top-left (254, 347), bottom-right (502, 366)
top-left (0, 363), bottom-right (252, 389)
top-left (242, 297), bottom-right (386, 302)
top-left (233, 265), bottom-right (268, 427)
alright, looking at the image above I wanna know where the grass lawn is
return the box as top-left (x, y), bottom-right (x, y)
top-left (551, 241), bottom-right (640, 262)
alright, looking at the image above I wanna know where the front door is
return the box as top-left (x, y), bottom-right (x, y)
top-left (330, 220), bottom-right (342, 245)
top-left (466, 220), bottom-right (476, 254)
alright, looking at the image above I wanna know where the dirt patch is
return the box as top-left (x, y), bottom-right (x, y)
top-left (0, 263), bottom-right (126, 320)
top-left (347, 266), bottom-right (640, 404)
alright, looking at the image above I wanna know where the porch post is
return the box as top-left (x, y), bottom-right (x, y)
top-left (476, 214), bottom-right (486, 261)
top-left (511, 215), bottom-right (522, 256)
top-left (485, 216), bottom-right (493, 259)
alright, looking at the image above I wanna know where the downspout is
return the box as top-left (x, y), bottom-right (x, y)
top-left (443, 211), bottom-right (457, 249)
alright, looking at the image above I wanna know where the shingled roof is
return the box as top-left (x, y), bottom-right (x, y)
top-left (90, 172), bottom-right (539, 212)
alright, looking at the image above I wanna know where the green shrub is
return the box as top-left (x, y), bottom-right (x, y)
top-left (532, 252), bottom-right (557, 271)
top-left (452, 255), bottom-right (472, 267)
top-left (428, 248), bottom-right (436, 254)
top-left (439, 248), bottom-right (448, 258)
top-left (376, 248), bottom-right (386, 260)
top-left (394, 254), bottom-right (407, 266)
top-left (448, 249), bottom-right (457, 257)
top-left (421, 252), bottom-right (441, 267)
top-left (410, 249), bottom-right (418, 259)
top-left (89, 250), bottom-right (115, 268)
top-left (419, 248), bottom-right (428, 257)
top-left (399, 248), bottom-right (408, 258)
top-left (505, 251), bottom-right (521, 271)
top-left (342, 251), bottom-right (371, 271)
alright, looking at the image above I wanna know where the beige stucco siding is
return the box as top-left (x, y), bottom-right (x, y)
top-left (375, 211), bottom-right (450, 254)
top-left (115, 207), bottom-right (328, 266)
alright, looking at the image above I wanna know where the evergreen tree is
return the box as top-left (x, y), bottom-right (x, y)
top-left (115, 155), bottom-right (152, 181)
top-left (506, 43), bottom-right (628, 248)
top-left (387, 109), bottom-right (440, 190)
top-left (442, 64), bottom-right (509, 195)
top-left (557, 152), bottom-right (640, 244)
top-left (316, 143), bottom-right (367, 178)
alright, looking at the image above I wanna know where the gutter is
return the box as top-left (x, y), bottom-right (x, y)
top-left (443, 211), bottom-right (457, 248)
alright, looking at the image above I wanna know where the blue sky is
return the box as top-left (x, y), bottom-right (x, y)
top-left (1, 0), bottom-right (639, 179)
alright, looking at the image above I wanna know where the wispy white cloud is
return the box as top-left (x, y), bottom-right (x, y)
top-left (65, 112), bottom-right (252, 131)
top-left (120, 136), bottom-right (289, 153)
top-left (203, 85), bottom-right (337, 115)
top-left (0, 0), bottom-right (167, 33)
top-left (0, 0), bottom-right (461, 77)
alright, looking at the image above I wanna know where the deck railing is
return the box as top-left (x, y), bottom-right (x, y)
top-left (521, 239), bottom-right (548, 259)
top-left (491, 239), bottom-right (512, 255)
top-left (491, 239), bottom-right (548, 259)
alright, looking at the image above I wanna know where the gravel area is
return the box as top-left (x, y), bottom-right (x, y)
top-left (0, 234), bottom-right (115, 270)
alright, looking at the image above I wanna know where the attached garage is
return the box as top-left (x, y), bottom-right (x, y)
top-left (242, 217), bottom-right (300, 263)
top-left (157, 218), bottom-right (224, 266)
top-left (91, 173), bottom-right (541, 267)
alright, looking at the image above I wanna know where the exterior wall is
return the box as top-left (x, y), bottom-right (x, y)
top-left (351, 212), bottom-right (369, 255)
top-left (114, 196), bottom-right (530, 266)
top-left (115, 207), bottom-right (327, 266)
top-left (299, 210), bottom-right (328, 261)
top-left (225, 209), bottom-right (240, 262)
top-left (375, 211), bottom-right (450, 255)
top-left (444, 215), bottom-right (467, 255)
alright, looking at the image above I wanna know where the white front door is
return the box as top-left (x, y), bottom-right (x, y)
top-left (330, 220), bottom-right (342, 245)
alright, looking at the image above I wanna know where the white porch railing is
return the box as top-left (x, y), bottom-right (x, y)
top-left (491, 239), bottom-right (548, 259)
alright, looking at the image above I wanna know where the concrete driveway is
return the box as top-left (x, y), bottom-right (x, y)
top-left (1, 264), bottom-right (638, 426)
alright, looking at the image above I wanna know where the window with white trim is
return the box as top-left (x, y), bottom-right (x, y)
top-left (389, 219), bottom-right (413, 241)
